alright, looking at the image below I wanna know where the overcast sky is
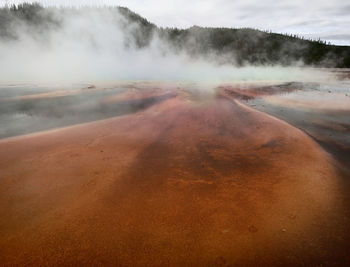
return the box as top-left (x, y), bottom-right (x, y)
top-left (3, 0), bottom-right (350, 45)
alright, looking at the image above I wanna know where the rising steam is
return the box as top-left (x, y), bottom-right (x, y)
top-left (0, 5), bottom-right (335, 85)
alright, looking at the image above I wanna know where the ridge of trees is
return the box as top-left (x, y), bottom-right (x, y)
top-left (1, 3), bottom-right (349, 67)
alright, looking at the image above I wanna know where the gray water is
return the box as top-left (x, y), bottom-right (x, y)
top-left (0, 85), bottom-right (175, 138)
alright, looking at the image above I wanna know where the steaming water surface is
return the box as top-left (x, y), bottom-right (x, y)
top-left (1, 72), bottom-right (349, 176)
top-left (1, 73), bottom-right (349, 164)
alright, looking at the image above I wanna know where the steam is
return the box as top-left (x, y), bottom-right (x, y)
top-left (0, 5), bottom-right (335, 85)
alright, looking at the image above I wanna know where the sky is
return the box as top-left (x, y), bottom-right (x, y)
top-left (2, 0), bottom-right (350, 45)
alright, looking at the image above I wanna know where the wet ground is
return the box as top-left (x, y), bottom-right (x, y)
top-left (0, 70), bottom-right (350, 266)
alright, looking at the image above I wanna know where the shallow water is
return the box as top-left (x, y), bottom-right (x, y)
top-left (1, 72), bottom-right (349, 168)
top-left (0, 85), bottom-right (179, 138)
top-left (244, 77), bottom-right (350, 171)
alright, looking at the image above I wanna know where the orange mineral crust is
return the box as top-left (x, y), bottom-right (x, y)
top-left (0, 89), bottom-right (348, 266)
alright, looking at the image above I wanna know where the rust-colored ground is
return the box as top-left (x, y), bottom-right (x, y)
top-left (0, 88), bottom-right (349, 266)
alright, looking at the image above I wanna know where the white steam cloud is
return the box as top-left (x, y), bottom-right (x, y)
top-left (0, 6), bottom-right (335, 85)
